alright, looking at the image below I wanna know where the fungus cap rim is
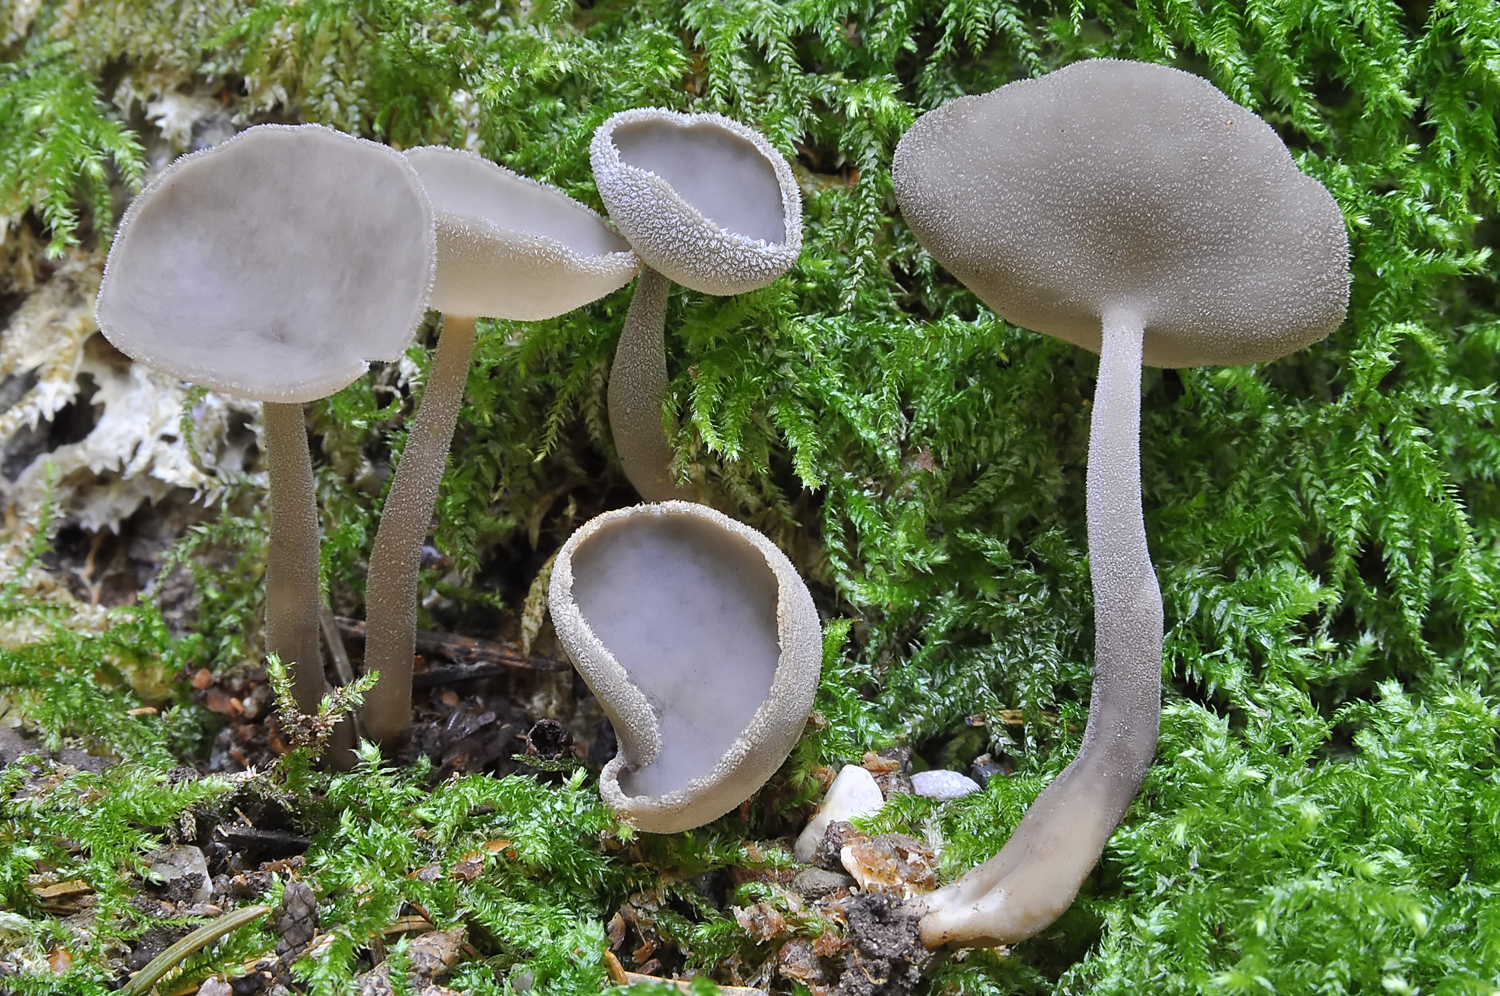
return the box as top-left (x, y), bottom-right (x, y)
top-left (548, 500), bottom-right (821, 833)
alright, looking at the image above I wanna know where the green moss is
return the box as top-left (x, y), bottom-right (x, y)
top-left (2, 0), bottom-right (1499, 992)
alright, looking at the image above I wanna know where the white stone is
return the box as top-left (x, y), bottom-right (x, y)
top-left (794, 765), bottom-right (885, 862)
top-left (146, 844), bottom-right (212, 904)
top-left (911, 769), bottom-right (982, 801)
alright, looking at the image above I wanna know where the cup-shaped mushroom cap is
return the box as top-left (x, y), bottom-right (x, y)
top-left (591, 108), bottom-right (802, 296)
top-left (549, 501), bottom-right (822, 833)
top-left (892, 59), bottom-right (1350, 368)
top-left (96, 124), bottom-right (435, 402)
top-left (403, 147), bottom-right (640, 320)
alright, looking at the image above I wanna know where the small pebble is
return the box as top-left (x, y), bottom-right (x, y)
top-left (147, 845), bottom-right (212, 904)
top-left (969, 754), bottom-right (1010, 787)
top-left (794, 765), bottom-right (885, 862)
top-left (791, 866), bottom-right (857, 900)
top-left (911, 769), bottom-right (981, 801)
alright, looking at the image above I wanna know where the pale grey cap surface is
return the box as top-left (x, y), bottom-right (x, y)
top-left (892, 59), bottom-right (1350, 368)
top-left (404, 146), bottom-right (640, 320)
top-left (96, 124), bottom-right (435, 402)
top-left (549, 501), bottom-right (822, 833)
top-left (591, 108), bottom-right (802, 296)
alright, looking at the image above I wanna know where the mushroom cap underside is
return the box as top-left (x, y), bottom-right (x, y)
top-left (96, 124), bottom-right (435, 403)
top-left (892, 59), bottom-right (1350, 368)
top-left (404, 146), bottom-right (639, 319)
top-left (548, 501), bottom-right (821, 833)
top-left (591, 108), bottom-right (802, 296)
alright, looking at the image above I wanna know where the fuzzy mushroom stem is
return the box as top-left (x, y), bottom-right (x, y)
top-left (361, 314), bottom-right (480, 746)
top-left (608, 267), bottom-right (697, 502)
top-left (262, 401), bottom-right (325, 717)
top-left (918, 314), bottom-right (1162, 947)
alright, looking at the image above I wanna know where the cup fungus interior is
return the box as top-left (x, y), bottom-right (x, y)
top-left (99, 127), bottom-right (432, 403)
top-left (568, 511), bottom-right (781, 798)
top-left (610, 118), bottom-right (786, 244)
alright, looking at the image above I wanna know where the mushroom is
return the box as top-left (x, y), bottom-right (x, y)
top-left (891, 59), bottom-right (1349, 946)
top-left (359, 146), bottom-right (638, 747)
top-left (590, 108), bottom-right (802, 501)
top-left (548, 501), bottom-right (821, 832)
top-left (95, 124), bottom-right (435, 715)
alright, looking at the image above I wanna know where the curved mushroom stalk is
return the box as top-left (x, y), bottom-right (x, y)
top-left (590, 109), bottom-right (802, 502)
top-left (919, 314), bottom-right (1161, 947)
top-left (360, 313), bottom-right (477, 745)
top-left (607, 267), bottom-right (694, 501)
top-left (359, 146), bottom-right (637, 748)
top-left (548, 502), bottom-right (821, 832)
top-left (893, 59), bottom-right (1350, 946)
top-left (94, 124), bottom-right (436, 717)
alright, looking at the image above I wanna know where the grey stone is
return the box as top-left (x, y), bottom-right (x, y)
top-left (791, 866), bottom-right (856, 900)
top-left (910, 769), bottom-right (981, 801)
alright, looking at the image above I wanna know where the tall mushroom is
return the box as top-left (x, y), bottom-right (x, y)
top-left (95, 124), bottom-right (435, 715)
top-left (892, 59), bottom-right (1349, 946)
top-left (360, 146), bottom-right (638, 747)
top-left (590, 108), bottom-right (802, 501)
top-left (548, 501), bottom-right (821, 832)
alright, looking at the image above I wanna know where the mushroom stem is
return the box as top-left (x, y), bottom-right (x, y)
top-left (361, 314), bottom-right (479, 746)
top-left (918, 315), bottom-right (1162, 947)
top-left (262, 401), bottom-right (324, 716)
top-left (608, 267), bottom-right (697, 502)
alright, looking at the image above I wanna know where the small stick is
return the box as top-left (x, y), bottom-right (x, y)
top-left (320, 601), bottom-right (356, 687)
top-left (119, 904), bottom-right (271, 996)
top-left (334, 617), bottom-right (570, 674)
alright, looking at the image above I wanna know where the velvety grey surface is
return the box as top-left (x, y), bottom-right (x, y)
top-left (892, 59), bottom-right (1349, 368)
top-left (591, 108), bottom-right (802, 296)
top-left (610, 117), bottom-right (786, 244)
top-left (569, 511), bottom-right (780, 798)
top-left (408, 146), bottom-right (628, 254)
top-left (607, 268), bottom-right (698, 502)
top-left (96, 125), bottom-right (434, 402)
top-left (404, 146), bottom-right (638, 320)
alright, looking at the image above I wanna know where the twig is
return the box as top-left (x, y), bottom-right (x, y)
top-left (119, 904), bottom-right (271, 996)
top-left (215, 825), bottom-right (313, 855)
top-left (333, 617), bottom-right (571, 676)
top-left (321, 598), bottom-right (368, 749)
top-left (320, 601), bottom-right (356, 687)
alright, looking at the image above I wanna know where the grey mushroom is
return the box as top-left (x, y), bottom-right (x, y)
top-left (360, 146), bottom-right (638, 748)
top-left (892, 59), bottom-right (1349, 946)
top-left (548, 501), bottom-right (821, 832)
top-left (590, 108), bottom-right (802, 501)
top-left (95, 124), bottom-right (435, 715)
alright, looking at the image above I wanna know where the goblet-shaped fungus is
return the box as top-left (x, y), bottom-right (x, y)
top-left (892, 59), bottom-right (1349, 946)
top-left (360, 146), bottom-right (638, 747)
top-left (548, 501), bottom-right (821, 832)
top-left (95, 124), bottom-right (435, 715)
top-left (590, 109), bottom-right (802, 501)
